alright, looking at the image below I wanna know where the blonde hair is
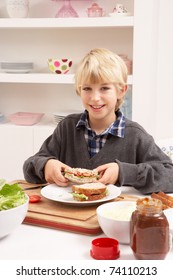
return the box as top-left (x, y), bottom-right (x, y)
top-left (75, 48), bottom-right (128, 110)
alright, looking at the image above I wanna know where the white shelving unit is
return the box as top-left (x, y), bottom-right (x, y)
top-left (0, 13), bottom-right (134, 116)
top-left (1, 0), bottom-right (165, 180)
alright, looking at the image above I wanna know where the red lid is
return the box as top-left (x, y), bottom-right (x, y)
top-left (90, 237), bottom-right (120, 260)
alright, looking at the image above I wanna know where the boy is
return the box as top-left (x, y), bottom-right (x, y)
top-left (23, 48), bottom-right (173, 194)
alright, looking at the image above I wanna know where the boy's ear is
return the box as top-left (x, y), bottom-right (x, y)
top-left (117, 85), bottom-right (128, 99)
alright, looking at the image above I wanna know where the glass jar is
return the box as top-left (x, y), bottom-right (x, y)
top-left (130, 197), bottom-right (169, 260)
top-left (87, 3), bottom-right (104, 17)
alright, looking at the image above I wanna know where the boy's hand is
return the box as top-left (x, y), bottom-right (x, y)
top-left (95, 162), bottom-right (119, 185)
top-left (44, 159), bottom-right (70, 187)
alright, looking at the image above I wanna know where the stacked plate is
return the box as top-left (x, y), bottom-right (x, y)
top-left (53, 112), bottom-right (69, 124)
top-left (0, 113), bottom-right (5, 123)
top-left (53, 110), bottom-right (82, 125)
top-left (0, 61), bottom-right (34, 73)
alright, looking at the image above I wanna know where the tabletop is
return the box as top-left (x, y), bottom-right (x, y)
top-left (0, 186), bottom-right (173, 260)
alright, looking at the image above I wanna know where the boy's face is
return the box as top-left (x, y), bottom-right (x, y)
top-left (80, 83), bottom-right (126, 123)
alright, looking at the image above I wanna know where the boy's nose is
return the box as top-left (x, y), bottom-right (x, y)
top-left (91, 91), bottom-right (101, 101)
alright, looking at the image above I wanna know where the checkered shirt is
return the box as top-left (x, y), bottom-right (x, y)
top-left (76, 109), bottom-right (125, 157)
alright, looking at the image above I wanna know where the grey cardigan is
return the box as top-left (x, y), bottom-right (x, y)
top-left (23, 113), bottom-right (173, 194)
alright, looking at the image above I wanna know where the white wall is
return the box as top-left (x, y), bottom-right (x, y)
top-left (132, 0), bottom-right (173, 140)
top-left (132, 0), bottom-right (159, 137)
top-left (155, 0), bottom-right (173, 140)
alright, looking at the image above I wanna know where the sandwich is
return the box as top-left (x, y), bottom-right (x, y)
top-left (72, 182), bottom-right (108, 201)
top-left (64, 167), bottom-right (99, 184)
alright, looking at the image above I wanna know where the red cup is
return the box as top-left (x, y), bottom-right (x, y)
top-left (90, 237), bottom-right (120, 260)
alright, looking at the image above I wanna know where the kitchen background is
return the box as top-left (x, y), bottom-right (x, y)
top-left (0, 0), bottom-right (173, 180)
top-left (0, 0), bottom-right (133, 119)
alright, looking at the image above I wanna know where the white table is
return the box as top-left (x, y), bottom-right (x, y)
top-left (0, 187), bottom-right (173, 260)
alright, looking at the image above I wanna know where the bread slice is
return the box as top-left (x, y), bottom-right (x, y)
top-left (151, 192), bottom-right (173, 209)
top-left (72, 182), bottom-right (108, 201)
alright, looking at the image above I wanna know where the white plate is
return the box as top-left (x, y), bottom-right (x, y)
top-left (1, 69), bottom-right (32, 73)
top-left (41, 184), bottom-right (121, 206)
top-left (0, 61), bottom-right (33, 65)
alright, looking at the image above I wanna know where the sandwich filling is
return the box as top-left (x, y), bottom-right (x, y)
top-left (64, 168), bottom-right (99, 183)
top-left (72, 189), bottom-right (108, 201)
top-left (71, 182), bottom-right (108, 201)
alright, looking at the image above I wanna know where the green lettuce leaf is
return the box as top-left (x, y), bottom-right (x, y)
top-left (0, 183), bottom-right (27, 211)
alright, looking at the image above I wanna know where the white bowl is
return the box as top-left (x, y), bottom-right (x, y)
top-left (0, 195), bottom-right (29, 239)
top-left (96, 201), bottom-right (136, 244)
top-left (8, 112), bottom-right (44, 126)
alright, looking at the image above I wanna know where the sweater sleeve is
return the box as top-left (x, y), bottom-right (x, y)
top-left (23, 127), bottom-right (61, 184)
top-left (116, 137), bottom-right (173, 194)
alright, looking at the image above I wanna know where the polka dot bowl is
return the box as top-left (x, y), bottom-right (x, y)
top-left (48, 58), bottom-right (72, 74)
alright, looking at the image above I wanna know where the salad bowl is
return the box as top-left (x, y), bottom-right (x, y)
top-left (0, 182), bottom-right (29, 239)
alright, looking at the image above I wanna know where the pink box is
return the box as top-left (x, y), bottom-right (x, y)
top-left (9, 112), bottom-right (44, 126)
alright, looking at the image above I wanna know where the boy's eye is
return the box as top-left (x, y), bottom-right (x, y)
top-left (101, 86), bottom-right (110, 91)
top-left (82, 87), bottom-right (91, 91)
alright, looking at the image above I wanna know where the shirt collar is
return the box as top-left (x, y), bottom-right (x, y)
top-left (76, 109), bottom-right (125, 138)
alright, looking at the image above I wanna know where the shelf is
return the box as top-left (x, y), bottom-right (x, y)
top-left (0, 17), bottom-right (134, 28)
top-left (0, 73), bottom-right (75, 84)
top-left (0, 73), bottom-right (133, 85)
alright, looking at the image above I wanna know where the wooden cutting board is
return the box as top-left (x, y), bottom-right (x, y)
top-left (11, 180), bottom-right (139, 235)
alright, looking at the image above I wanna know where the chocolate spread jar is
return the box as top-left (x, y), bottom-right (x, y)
top-left (130, 197), bottom-right (169, 260)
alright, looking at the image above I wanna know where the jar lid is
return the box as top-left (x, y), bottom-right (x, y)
top-left (90, 237), bottom-right (120, 260)
top-left (136, 197), bottom-right (163, 214)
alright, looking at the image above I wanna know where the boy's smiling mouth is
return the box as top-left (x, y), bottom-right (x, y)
top-left (90, 105), bottom-right (105, 109)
